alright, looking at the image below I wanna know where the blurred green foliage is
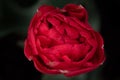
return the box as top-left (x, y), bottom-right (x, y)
top-left (0, 0), bottom-right (103, 80)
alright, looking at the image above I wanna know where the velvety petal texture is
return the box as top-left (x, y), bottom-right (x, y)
top-left (24, 4), bottom-right (105, 77)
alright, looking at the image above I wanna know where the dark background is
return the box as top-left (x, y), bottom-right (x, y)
top-left (0, 0), bottom-right (120, 80)
top-left (96, 0), bottom-right (120, 80)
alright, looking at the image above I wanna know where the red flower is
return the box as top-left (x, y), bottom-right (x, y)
top-left (24, 4), bottom-right (105, 77)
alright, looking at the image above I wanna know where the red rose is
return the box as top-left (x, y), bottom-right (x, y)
top-left (24, 4), bottom-right (105, 77)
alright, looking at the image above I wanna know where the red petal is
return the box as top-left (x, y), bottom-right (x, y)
top-left (33, 57), bottom-right (60, 74)
top-left (63, 4), bottom-right (88, 22)
top-left (64, 65), bottom-right (98, 77)
top-left (39, 22), bottom-right (49, 35)
top-left (47, 16), bottom-right (64, 34)
top-left (38, 5), bottom-right (56, 15)
top-left (24, 39), bottom-right (33, 61)
top-left (65, 24), bottom-right (79, 39)
top-left (28, 27), bottom-right (38, 55)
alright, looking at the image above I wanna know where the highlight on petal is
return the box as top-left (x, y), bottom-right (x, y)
top-left (59, 70), bottom-right (69, 74)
